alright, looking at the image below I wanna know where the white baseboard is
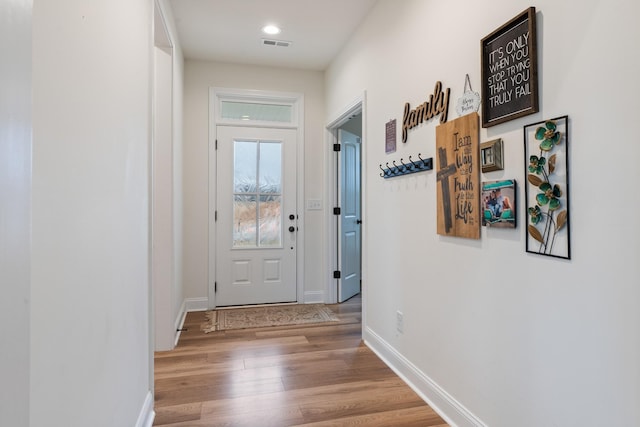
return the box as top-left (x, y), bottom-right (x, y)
top-left (135, 391), bottom-right (155, 427)
top-left (303, 290), bottom-right (325, 304)
top-left (173, 300), bottom-right (187, 347)
top-left (185, 297), bottom-right (208, 312)
top-left (363, 327), bottom-right (487, 427)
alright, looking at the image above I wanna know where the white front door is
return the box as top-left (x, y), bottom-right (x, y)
top-left (216, 126), bottom-right (297, 306)
top-left (338, 129), bottom-right (362, 302)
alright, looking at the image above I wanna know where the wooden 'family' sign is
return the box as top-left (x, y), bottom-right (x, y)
top-left (436, 112), bottom-right (481, 239)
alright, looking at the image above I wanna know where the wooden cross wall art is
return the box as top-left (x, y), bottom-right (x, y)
top-left (435, 112), bottom-right (481, 239)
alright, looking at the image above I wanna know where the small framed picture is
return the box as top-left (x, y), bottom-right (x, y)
top-left (385, 119), bottom-right (396, 154)
top-left (482, 179), bottom-right (516, 228)
top-left (480, 138), bottom-right (503, 172)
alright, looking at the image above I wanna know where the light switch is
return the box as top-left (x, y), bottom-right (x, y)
top-left (306, 199), bottom-right (323, 211)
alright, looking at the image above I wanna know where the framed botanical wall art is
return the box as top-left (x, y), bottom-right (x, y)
top-left (524, 115), bottom-right (570, 259)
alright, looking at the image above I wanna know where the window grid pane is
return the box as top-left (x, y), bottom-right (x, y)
top-left (232, 140), bottom-right (283, 248)
top-left (233, 195), bottom-right (257, 247)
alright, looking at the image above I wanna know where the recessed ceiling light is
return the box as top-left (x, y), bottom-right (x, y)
top-left (262, 25), bottom-right (281, 35)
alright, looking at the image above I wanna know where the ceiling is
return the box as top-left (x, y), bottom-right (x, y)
top-left (168, 0), bottom-right (378, 71)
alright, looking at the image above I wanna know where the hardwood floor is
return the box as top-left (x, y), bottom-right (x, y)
top-left (154, 295), bottom-right (449, 426)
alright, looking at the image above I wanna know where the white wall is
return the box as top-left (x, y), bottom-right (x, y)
top-left (31, 1), bottom-right (154, 426)
top-left (0, 1), bottom-right (32, 425)
top-left (152, 0), bottom-right (186, 351)
top-left (153, 45), bottom-right (175, 350)
top-left (166, 2), bottom-right (185, 344)
top-left (326, 1), bottom-right (640, 426)
top-left (183, 61), bottom-right (326, 303)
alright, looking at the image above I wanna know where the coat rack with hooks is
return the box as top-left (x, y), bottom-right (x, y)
top-left (379, 153), bottom-right (433, 178)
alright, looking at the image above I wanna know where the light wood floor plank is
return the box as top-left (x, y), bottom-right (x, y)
top-left (154, 295), bottom-right (449, 426)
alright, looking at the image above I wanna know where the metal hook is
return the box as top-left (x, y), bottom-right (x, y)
top-left (417, 153), bottom-right (426, 168)
top-left (409, 155), bottom-right (418, 169)
top-left (383, 164), bottom-right (392, 177)
top-left (392, 160), bottom-right (401, 174)
top-left (400, 158), bottom-right (410, 171)
top-left (379, 164), bottom-right (385, 177)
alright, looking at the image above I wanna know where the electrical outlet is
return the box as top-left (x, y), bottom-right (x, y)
top-left (396, 311), bottom-right (404, 334)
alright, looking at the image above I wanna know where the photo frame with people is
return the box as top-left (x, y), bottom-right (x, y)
top-left (481, 179), bottom-right (516, 228)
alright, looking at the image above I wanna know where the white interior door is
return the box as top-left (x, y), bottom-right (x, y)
top-left (216, 126), bottom-right (297, 306)
top-left (338, 129), bottom-right (362, 302)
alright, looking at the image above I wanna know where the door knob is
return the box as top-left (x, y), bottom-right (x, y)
top-left (289, 214), bottom-right (295, 220)
top-left (288, 226), bottom-right (295, 232)
top-left (356, 219), bottom-right (362, 224)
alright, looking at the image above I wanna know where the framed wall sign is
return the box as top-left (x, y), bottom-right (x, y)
top-left (481, 7), bottom-right (538, 128)
top-left (435, 113), bottom-right (481, 239)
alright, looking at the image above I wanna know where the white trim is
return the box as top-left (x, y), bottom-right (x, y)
top-left (207, 98), bottom-right (217, 308)
top-left (303, 290), bottom-right (325, 304)
top-left (295, 96), bottom-right (305, 303)
top-left (208, 88), bottom-right (305, 308)
top-left (153, 0), bottom-right (174, 49)
top-left (325, 93), bottom-right (366, 304)
top-left (212, 88), bottom-right (300, 128)
top-left (185, 297), bottom-right (209, 312)
top-left (134, 391), bottom-right (155, 427)
top-left (173, 300), bottom-right (187, 346)
top-left (363, 327), bottom-right (488, 427)
top-left (326, 95), bottom-right (364, 129)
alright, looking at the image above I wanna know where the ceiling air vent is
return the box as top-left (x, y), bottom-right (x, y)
top-left (262, 39), bottom-right (292, 48)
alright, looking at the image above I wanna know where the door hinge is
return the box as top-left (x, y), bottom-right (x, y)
top-left (333, 143), bottom-right (341, 152)
top-left (215, 139), bottom-right (218, 150)
top-left (215, 210), bottom-right (218, 221)
top-left (333, 270), bottom-right (341, 279)
top-left (215, 281), bottom-right (217, 292)
top-left (333, 207), bottom-right (341, 215)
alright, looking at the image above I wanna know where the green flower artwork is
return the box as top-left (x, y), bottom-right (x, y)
top-left (524, 116), bottom-right (570, 259)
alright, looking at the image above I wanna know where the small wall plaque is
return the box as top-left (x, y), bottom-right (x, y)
top-left (385, 119), bottom-right (397, 153)
top-left (456, 74), bottom-right (481, 117)
top-left (480, 138), bottom-right (503, 172)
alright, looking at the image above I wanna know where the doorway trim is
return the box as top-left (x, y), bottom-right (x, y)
top-left (325, 92), bottom-right (367, 305)
top-left (152, 0), bottom-right (177, 355)
top-left (208, 88), bottom-right (305, 309)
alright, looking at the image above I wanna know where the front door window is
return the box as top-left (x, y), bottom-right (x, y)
top-left (232, 140), bottom-right (283, 248)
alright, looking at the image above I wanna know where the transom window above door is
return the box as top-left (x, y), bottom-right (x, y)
top-left (213, 89), bottom-right (299, 127)
top-left (221, 101), bottom-right (292, 123)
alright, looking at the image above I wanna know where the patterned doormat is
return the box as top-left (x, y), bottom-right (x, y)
top-left (201, 304), bottom-right (339, 333)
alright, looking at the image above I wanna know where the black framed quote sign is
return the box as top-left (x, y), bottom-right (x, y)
top-left (481, 7), bottom-right (538, 128)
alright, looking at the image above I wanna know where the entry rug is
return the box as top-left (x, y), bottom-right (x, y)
top-left (201, 303), bottom-right (339, 333)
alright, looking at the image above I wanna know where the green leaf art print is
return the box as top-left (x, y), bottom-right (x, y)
top-left (524, 116), bottom-right (570, 259)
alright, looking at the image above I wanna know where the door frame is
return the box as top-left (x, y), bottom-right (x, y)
top-left (325, 92), bottom-right (367, 305)
top-left (208, 88), bottom-right (305, 309)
